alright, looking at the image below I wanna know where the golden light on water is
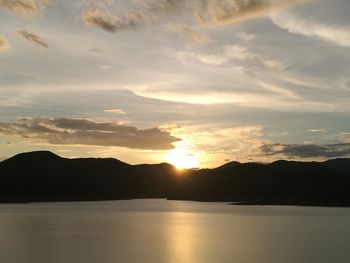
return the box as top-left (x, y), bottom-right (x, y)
top-left (166, 149), bottom-right (201, 169)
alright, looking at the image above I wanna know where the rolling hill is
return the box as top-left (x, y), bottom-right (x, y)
top-left (0, 151), bottom-right (350, 206)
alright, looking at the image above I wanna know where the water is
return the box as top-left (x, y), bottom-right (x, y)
top-left (0, 199), bottom-right (349, 263)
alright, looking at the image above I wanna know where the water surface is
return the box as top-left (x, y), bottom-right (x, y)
top-left (0, 199), bottom-right (349, 263)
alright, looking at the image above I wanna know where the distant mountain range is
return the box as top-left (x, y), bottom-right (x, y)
top-left (0, 151), bottom-right (350, 206)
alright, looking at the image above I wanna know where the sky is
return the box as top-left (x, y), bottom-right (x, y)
top-left (0, 0), bottom-right (350, 168)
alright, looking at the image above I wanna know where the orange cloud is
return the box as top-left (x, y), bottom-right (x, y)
top-left (81, 0), bottom-right (305, 34)
top-left (0, 35), bottom-right (10, 52)
top-left (0, 0), bottom-right (49, 17)
top-left (198, 0), bottom-right (305, 26)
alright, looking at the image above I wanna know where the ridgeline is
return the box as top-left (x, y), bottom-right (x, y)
top-left (0, 151), bottom-right (350, 206)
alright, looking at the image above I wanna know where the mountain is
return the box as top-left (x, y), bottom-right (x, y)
top-left (0, 151), bottom-right (179, 202)
top-left (322, 158), bottom-right (350, 173)
top-left (0, 151), bottom-right (350, 206)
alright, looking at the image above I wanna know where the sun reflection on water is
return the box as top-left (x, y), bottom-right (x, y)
top-left (165, 211), bottom-right (199, 263)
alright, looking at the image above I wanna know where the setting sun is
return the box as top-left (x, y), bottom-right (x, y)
top-left (166, 149), bottom-right (200, 169)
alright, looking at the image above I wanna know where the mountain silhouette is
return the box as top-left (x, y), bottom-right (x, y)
top-left (1, 151), bottom-right (350, 206)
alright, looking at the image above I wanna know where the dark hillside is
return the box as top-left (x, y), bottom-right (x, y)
top-left (1, 151), bottom-right (350, 206)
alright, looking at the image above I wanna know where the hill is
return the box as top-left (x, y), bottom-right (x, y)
top-left (0, 151), bottom-right (350, 206)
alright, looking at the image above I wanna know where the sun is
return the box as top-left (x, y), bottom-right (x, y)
top-left (166, 149), bottom-right (200, 169)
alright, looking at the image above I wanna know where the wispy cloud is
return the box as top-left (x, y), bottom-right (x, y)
top-left (271, 12), bottom-right (350, 47)
top-left (260, 143), bottom-right (350, 158)
top-left (174, 44), bottom-right (283, 68)
top-left (0, 117), bottom-right (180, 150)
top-left (177, 25), bottom-right (211, 45)
top-left (104, 108), bottom-right (126, 114)
top-left (308, 128), bottom-right (328, 133)
top-left (271, 11), bottom-right (350, 48)
top-left (236, 31), bottom-right (256, 41)
top-left (193, 126), bottom-right (264, 154)
top-left (17, 29), bottom-right (48, 48)
top-left (0, 34), bottom-right (10, 52)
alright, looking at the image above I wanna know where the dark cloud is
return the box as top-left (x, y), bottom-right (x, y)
top-left (17, 29), bottom-right (48, 48)
top-left (0, 35), bottom-right (10, 52)
top-left (260, 143), bottom-right (350, 158)
top-left (0, 117), bottom-right (180, 150)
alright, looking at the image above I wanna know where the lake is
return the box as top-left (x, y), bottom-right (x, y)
top-left (0, 199), bottom-right (349, 263)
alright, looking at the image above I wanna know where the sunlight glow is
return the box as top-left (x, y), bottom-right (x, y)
top-left (166, 149), bottom-right (200, 169)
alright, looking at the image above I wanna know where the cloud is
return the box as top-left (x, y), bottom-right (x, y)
top-left (104, 108), bottom-right (126, 114)
top-left (271, 11), bottom-right (350, 48)
top-left (84, 0), bottom-right (193, 33)
top-left (17, 29), bottom-right (48, 48)
top-left (236, 31), bottom-right (256, 41)
top-left (197, 0), bottom-right (304, 26)
top-left (175, 50), bottom-right (227, 66)
top-left (308, 128), bottom-right (327, 133)
top-left (82, 8), bottom-right (119, 32)
top-left (82, 0), bottom-right (303, 33)
top-left (82, 7), bottom-right (148, 32)
top-left (0, 35), bottom-right (10, 52)
top-left (0, 0), bottom-right (37, 16)
top-left (81, 0), bottom-right (185, 32)
top-left (0, 0), bottom-right (48, 17)
top-left (260, 143), bottom-right (350, 158)
top-left (157, 124), bottom-right (268, 167)
top-left (104, 0), bottom-right (114, 5)
top-left (90, 47), bottom-right (102, 53)
top-left (130, 0), bottom-right (190, 22)
top-left (170, 125), bottom-right (264, 166)
top-left (98, 65), bottom-right (111, 70)
top-left (0, 117), bottom-right (180, 150)
top-left (178, 25), bottom-right (211, 45)
top-left (194, 126), bottom-right (263, 153)
top-left (336, 132), bottom-right (350, 143)
top-left (174, 44), bottom-right (282, 68)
